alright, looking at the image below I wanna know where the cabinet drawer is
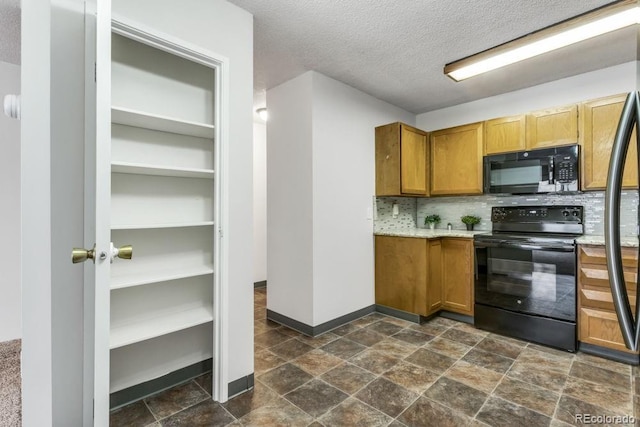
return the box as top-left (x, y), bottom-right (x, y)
top-left (579, 245), bottom-right (638, 267)
top-left (579, 287), bottom-right (636, 311)
top-left (579, 307), bottom-right (636, 353)
top-left (579, 265), bottom-right (637, 290)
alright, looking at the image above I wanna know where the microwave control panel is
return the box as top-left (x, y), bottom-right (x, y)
top-left (555, 155), bottom-right (577, 183)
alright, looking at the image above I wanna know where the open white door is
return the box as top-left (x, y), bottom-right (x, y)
top-left (22, 2), bottom-right (228, 424)
top-left (82, 0), bottom-right (113, 425)
top-left (21, 0), bottom-right (112, 425)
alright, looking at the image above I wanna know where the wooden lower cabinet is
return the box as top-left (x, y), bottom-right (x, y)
top-left (426, 239), bottom-right (443, 314)
top-left (374, 236), bottom-right (470, 317)
top-left (578, 244), bottom-right (638, 354)
top-left (441, 238), bottom-right (474, 316)
top-left (375, 235), bottom-right (429, 315)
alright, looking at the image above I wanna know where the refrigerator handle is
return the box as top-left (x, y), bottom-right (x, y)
top-left (605, 91), bottom-right (639, 351)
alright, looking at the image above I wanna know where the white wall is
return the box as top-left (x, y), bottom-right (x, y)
top-left (253, 122), bottom-right (267, 283)
top-left (21, 0), bottom-right (53, 424)
top-left (417, 62), bottom-right (637, 130)
top-left (267, 72), bottom-right (315, 324)
top-left (267, 71), bottom-right (414, 327)
top-left (112, 0), bottom-right (254, 391)
top-left (311, 72), bottom-right (415, 325)
top-left (0, 61), bottom-right (21, 342)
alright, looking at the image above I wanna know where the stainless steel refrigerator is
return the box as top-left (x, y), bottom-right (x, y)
top-left (605, 91), bottom-right (640, 352)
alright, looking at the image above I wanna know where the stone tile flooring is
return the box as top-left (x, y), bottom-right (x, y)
top-left (110, 287), bottom-right (640, 426)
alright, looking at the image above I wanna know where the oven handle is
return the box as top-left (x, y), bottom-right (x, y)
top-left (474, 241), bottom-right (575, 252)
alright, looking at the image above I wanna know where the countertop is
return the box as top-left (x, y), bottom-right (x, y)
top-left (374, 227), bottom-right (487, 239)
top-left (374, 228), bottom-right (639, 247)
top-left (575, 235), bottom-right (639, 247)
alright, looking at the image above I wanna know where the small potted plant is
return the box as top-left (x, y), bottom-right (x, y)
top-left (461, 215), bottom-right (481, 231)
top-left (424, 214), bottom-right (441, 230)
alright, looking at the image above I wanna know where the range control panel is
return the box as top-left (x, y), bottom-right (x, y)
top-left (491, 206), bottom-right (583, 223)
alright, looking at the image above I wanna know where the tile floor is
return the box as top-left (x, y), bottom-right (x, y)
top-left (110, 287), bottom-right (640, 426)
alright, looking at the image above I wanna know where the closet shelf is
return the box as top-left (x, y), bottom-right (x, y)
top-left (110, 306), bottom-right (213, 349)
top-left (111, 264), bottom-right (214, 290)
top-left (112, 106), bottom-right (215, 139)
top-left (111, 221), bottom-right (214, 230)
top-left (111, 161), bottom-right (214, 179)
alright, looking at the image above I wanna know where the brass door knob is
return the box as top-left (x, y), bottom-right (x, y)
top-left (115, 245), bottom-right (133, 260)
top-left (72, 245), bottom-right (96, 263)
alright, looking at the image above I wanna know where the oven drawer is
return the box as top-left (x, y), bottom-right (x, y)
top-left (579, 307), bottom-right (637, 354)
top-left (579, 245), bottom-right (638, 268)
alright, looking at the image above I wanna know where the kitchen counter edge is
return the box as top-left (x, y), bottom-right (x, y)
top-left (576, 235), bottom-right (639, 247)
top-left (374, 228), bottom-right (487, 239)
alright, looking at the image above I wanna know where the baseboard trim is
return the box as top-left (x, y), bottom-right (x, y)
top-left (110, 358), bottom-right (213, 409)
top-left (375, 305), bottom-right (421, 324)
top-left (439, 311), bottom-right (474, 325)
top-left (254, 280), bottom-right (267, 288)
top-left (579, 342), bottom-right (640, 365)
top-left (228, 373), bottom-right (255, 398)
top-left (267, 305), bottom-right (376, 337)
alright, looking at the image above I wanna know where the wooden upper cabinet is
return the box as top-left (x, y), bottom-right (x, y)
top-left (484, 115), bottom-right (526, 155)
top-left (441, 238), bottom-right (474, 316)
top-left (580, 94), bottom-right (638, 191)
top-left (526, 104), bottom-right (578, 149)
top-left (430, 122), bottom-right (483, 196)
top-left (375, 122), bottom-right (429, 196)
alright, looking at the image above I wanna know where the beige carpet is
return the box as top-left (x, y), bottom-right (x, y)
top-left (0, 339), bottom-right (21, 427)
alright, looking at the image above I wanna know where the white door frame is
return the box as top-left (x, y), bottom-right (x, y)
top-left (85, 13), bottom-right (231, 425)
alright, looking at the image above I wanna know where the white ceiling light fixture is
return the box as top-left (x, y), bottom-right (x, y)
top-left (445, 0), bottom-right (640, 82)
top-left (256, 107), bottom-right (268, 121)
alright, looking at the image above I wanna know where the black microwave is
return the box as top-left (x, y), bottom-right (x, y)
top-left (484, 145), bottom-right (579, 195)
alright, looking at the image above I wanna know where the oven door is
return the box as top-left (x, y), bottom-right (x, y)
top-left (474, 240), bottom-right (576, 322)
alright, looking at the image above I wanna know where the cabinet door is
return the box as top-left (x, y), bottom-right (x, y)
top-left (580, 94), bottom-right (638, 190)
top-left (430, 123), bottom-right (483, 195)
top-left (375, 123), bottom-right (401, 196)
top-left (441, 238), bottom-right (474, 315)
top-left (484, 115), bottom-right (526, 155)
top-left (375, 236), bottom-right (427, 315)
top-left (426, 239), bottom-right (442, 315)
top-left (400, 126), bottom-right (429, 195)
top-left (526, 105), bottom-right (578, 149)
top-left (579, 308), bottom-right (636, 353)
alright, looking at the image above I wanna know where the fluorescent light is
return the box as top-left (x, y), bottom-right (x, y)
top-left (445, 2), bottom-right (640, 81)
top-left (256, 108), bottom-right (268, 121)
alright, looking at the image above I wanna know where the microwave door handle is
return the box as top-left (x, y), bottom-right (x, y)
top-left (548, 156), bottom-right (554, 184)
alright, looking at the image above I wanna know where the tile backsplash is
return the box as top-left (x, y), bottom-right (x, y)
top-left (375, 191), bottom-right (639, 236)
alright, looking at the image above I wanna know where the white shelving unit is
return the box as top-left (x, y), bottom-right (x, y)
top-left (111, 161), bottom-right (214, 179)
top-left (110, 264), bottom-right (214, 290)
top-left (109, 31), bottom-right (216, 396)
top-left (110, 306), bottom-right (214, 349)
top-left (111, 106), bottom-right (215, 139)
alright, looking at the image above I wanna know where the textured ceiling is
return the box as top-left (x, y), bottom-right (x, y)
top-left (0, 0), bottom-right (20, 65)
top-left (229, 0), bottom-right (633, 114)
